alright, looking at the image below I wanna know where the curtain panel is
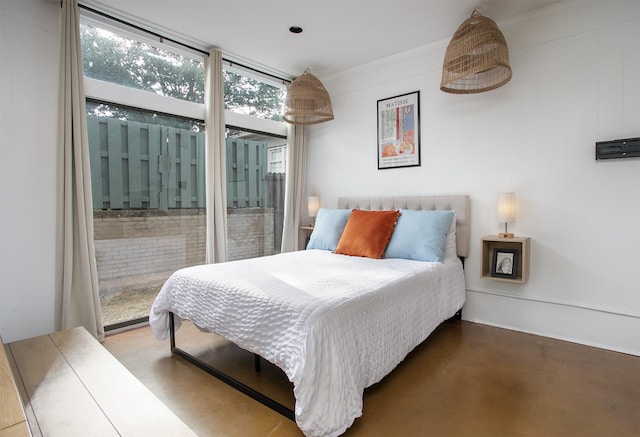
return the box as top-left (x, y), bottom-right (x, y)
top-left (281, 124), bottom-right (307, 252)
top-left (204, 48), bottom-right (228, 263)
top-left (56, 0), bottom-right (104, 340)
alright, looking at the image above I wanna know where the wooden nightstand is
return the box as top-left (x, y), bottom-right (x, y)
top-left (299, 226), bottom-right (314, 250)
top-left (481, 236), bottom-right (530, 284)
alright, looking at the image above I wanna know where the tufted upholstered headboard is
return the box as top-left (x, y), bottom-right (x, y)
top-left (337, 195), bottom-right (470, 258)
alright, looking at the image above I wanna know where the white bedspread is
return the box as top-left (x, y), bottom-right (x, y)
top-left (149, 249), bottom-right (465, 437)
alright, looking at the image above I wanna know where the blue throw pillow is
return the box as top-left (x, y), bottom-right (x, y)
top-left (385, 209), bottom-right (455, 262)
top-left (306, 208), bottom-right (352, 251)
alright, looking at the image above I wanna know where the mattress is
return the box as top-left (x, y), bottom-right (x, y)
top-left (150, 249), bottom-right (465, 437)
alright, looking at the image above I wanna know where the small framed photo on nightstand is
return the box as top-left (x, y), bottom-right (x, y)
top-left (492, 248), bottom-right (518, 279)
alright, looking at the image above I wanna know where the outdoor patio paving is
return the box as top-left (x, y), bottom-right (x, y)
top-left (100, 272), bottom-right (171, 326)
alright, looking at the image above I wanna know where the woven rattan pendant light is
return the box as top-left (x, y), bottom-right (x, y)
top-left (283, 68), bottom-right (334, 125)
top-left (440, 10), bottom-right (512, 94)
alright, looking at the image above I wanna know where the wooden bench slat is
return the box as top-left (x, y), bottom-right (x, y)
top-left (8, 327), bottom-right (196, 437)
top-left (1, 338), bottom-right (29, 437)
top-left (0, 422), bottom-right (31, 437)
top-left (8, 333), bottom-right (119, 436)
top-left (49, 328), bottom-right (196, 436)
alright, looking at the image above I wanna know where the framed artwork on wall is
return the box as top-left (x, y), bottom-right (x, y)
top-left (491, 248), bottom-right (518, 279)
top-left (377, 91), bottom-right (420, 169)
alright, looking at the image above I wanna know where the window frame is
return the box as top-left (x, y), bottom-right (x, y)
top-left (80, 10), bottom-right (291, 330)
top-left (80, 11), bottom-right (288, 138)
top-left (267, 146), bottom-right (287, 173)
top-left (84, 75), bottom-right (288, 139)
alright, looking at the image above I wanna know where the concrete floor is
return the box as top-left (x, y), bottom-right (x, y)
top-left (103, 319), bottom-right (640, 437)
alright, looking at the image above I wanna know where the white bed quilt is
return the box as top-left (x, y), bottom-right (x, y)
top-left (150, 249), bottom-right (465, 437)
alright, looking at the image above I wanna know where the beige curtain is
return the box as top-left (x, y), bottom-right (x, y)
top-left (56, 0), bottom-right (104, 340)
top-left (280, 124), bottom-right (307, 252)
top-left (204, 48), bottom-right (228, 263)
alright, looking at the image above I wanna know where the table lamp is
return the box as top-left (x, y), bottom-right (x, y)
top-left (497, 192), bottom-right (516, 238)
top-left (308, 196), bottom-right (320, 227)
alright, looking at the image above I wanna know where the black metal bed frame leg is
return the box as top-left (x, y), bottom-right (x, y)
top-left (254, 354), bottom-right (262, 372)
top-left (168, 312), bottom-right (293, 421)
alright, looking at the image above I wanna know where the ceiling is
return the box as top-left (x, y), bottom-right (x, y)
top-left (82, 0), bottom-right (566, 80)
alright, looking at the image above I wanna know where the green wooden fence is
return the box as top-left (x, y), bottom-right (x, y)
top-left (87, 116), bottom-right (273, 210)
top-left (226, 137), bottom-right (266, 208)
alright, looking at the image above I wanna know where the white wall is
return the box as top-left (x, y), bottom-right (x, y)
top-left (307, 0), bottom-right (640, 355)
top-left (0, 0), bottom-right (60, 342)
top-left (1, 0), bottom-right (638, 356)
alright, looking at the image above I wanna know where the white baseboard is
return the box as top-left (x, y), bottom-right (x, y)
top-left (462, 289), bottom-right (640, 356)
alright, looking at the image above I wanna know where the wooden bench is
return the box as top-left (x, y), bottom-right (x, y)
top-left (1, 335), bottom-right (30, 436)
top-left (4, 327), bottom-right (196, 437)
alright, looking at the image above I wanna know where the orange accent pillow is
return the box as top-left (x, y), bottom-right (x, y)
top-left (335, 209), bottom-right (400, 259)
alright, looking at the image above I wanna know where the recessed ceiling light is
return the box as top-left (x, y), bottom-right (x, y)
top-left (289, 26), bottom-right (303, 34)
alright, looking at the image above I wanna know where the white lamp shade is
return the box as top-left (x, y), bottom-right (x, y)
top-left (308, 196), bottom-right (320, 218)
top-left (497, 192), bottom-right (516, 223)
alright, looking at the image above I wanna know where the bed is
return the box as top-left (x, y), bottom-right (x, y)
top-left (149, 195), bottom-right (469, 437)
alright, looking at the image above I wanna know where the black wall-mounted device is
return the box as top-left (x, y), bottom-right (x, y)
top-left (595, 137), bottom-right (640, 160)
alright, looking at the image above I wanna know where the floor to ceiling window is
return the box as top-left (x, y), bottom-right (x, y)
top-left (223, 66), bottom-right (288, 260)
top-left (225, 127), bottom-right (287, 260)
top-left (80, 11), bottom-right (288, 330)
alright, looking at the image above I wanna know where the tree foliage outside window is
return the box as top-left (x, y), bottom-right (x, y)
top-left (223, 71), bottom-right (285, 121)
top-left (81, 23), bottom-right (204, 103)
top-left (80, 22), bottom-right (286, 122)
